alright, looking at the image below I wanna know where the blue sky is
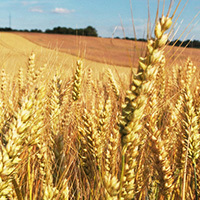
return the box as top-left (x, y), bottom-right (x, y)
top-left (0, 0), bottom-right (199, 40)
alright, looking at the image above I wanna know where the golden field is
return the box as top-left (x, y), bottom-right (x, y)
top-left (0, 4), bottom-right (200, 199)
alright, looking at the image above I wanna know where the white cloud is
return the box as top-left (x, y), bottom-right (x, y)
top-left (52, 8), bottom-right (75, 14)
top-left (30, 7), bottom-right (43, 13)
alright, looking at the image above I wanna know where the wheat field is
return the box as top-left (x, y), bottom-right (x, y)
top-left (15, 31), bottom-right (200, 68)
top-left (0, 1), bottom-right (200, 200)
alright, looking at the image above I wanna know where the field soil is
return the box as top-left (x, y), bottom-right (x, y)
top-left (15, 32), bottom-right (200, 68)
top-left (0, 32), bottom-right (131, 77)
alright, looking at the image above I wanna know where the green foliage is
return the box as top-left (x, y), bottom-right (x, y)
top-left (45, 25), bottom-right (98, 37)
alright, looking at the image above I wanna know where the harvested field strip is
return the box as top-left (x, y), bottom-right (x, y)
top-left (16, 32), bottom-right (200, 67)
top-left (15, 32), bottom-right (146, 67)
top-left (0, 32), bottom-right (131, 76)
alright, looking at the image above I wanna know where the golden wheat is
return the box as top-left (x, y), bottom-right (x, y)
top-left (0, 1), bottom-right (199, 199)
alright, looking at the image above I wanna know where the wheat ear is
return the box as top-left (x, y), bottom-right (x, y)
top-left (119, 14), bottom-right (173, 200)
top-left (72, 60), bottom-right (82, 101)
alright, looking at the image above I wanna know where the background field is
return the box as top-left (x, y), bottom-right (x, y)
top-left (0, 32), bottom-right (131, 77)
top-left (16, 32), bottom-right (200, 68)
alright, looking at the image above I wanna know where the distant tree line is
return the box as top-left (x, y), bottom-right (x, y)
top-left (168, 39), bottom-right (200, 49)
top-left (0, 26), bottom-right (98, 37)
top-left (45, 26), bottom-right (98, 37)
top-left (0, 27), bottom-right (42, 33)
top-left (115, 37), bottom-right (200, 49)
